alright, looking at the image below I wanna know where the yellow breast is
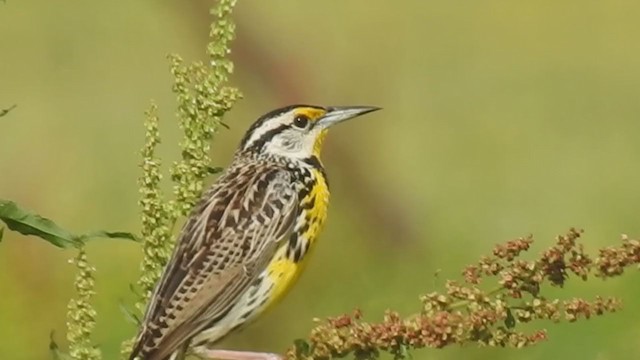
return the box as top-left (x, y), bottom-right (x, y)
top-left (264, 168), bottom-right (330, 309)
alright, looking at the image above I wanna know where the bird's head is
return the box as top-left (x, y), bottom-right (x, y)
top-left (238, 105), bottom-right (380, 160)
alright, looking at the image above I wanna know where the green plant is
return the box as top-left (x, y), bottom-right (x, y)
top-left (287, 229), bottom-right (639, 359)
top-left (1, 1), bottom-right (240, 359)
top-left (1, 1), bottom-right (639, 359)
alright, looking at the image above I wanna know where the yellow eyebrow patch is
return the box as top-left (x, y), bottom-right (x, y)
top-left (295, 107), bottom-right (326, 121)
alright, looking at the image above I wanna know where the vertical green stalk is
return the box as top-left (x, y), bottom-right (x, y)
top-left (66, 247), bottom-right (101, 360)
top-left (122, 104), bottom-right (171, 358)
top-left (123, 0), bottom-right (241, 357)
top-left (168, 0), bottom-right (242, 219)
top-left (135, 103), bottom-right (171, 308)
top-left (134, 0), bottom-right (242, 304)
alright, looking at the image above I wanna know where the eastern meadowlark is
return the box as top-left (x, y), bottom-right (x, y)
top-left (129, 105), bottom-right (380, 360)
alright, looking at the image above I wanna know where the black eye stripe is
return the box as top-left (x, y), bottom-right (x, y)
top-left (244, 124), bottom-right (290, 151)
top-left (239, 105), bottom-right (325, 151)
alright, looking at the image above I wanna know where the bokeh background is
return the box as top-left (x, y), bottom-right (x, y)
top-left (2, 1), bottom-right (640, 359)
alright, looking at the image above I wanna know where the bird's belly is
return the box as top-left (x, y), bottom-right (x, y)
top-left (190, 242), bottom-right (315, 348)
top-left (235, 235), bottom-right (318, 323)
top-left (262, 244), bottom-right (309, 309)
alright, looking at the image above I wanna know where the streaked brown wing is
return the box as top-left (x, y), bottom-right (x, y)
top-left (130, 164), bottom-right (297, 360)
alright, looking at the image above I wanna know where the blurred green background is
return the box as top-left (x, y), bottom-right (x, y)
top-left (2, 1), bottom-right (640, 359)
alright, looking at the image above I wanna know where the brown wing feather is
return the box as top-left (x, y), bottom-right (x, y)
top-left (130, 163), bottom-right (297, 360)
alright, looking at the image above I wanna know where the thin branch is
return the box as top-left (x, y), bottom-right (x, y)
top-left (287, 229), bottom-right (638, 360)
top-left (0, 104), bottom-right (17, 117)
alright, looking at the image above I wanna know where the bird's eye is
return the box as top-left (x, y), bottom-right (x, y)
top-left (293, 114), bottom-right (310, 129)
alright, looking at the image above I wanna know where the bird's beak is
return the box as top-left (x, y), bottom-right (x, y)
top-left (315, 106), bottom-right (381, 130)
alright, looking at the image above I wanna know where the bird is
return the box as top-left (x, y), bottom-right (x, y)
top-left (129, 104), bottom-right (381, 360)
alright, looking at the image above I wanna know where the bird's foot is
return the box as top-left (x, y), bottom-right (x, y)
top-left (194, 349), bottom-right (283, 360)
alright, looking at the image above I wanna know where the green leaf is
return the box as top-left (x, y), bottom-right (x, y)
top-left (505, 308), bottom-right (516, 329)
top-left (0, 200), bottom-right (138, 247)
top-left (49, 332), bottom-right (73, 360)
top-left (129, 283), bottom-right (142, 298)
top-left (0, 227), bottom-right (4, 243)
top-left (0, 200), bottom-right (81, 248)
top-left (392, 342), bottom-right (411, 360)
top-left (82, 230), bottom-right (139, 242)
top-left (206, 166), bottom-right (223, 175)
top-left (119, 300), bottom-right (141, 325)
top-left (293, 339), bottom-right (310, 357)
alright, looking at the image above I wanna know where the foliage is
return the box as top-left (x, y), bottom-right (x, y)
top-left (134, 0), bottom-right (242, 310)
top-left (2, 1), bottom-right (639, 360)
top-left (66, 249), bottom-right (101, 360)
top-left (0, 199), bottom-right (137, 360)
top-left (134, 102), bottom-right (172, 314)
top-left (1, 0), bottom-right (241, 358)
top-left (123, 0), bottom-right (242, 358)
top-left (0, 200), bottom-right (137, 248)
top-left (288, 229), bottom-right (639, 359)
